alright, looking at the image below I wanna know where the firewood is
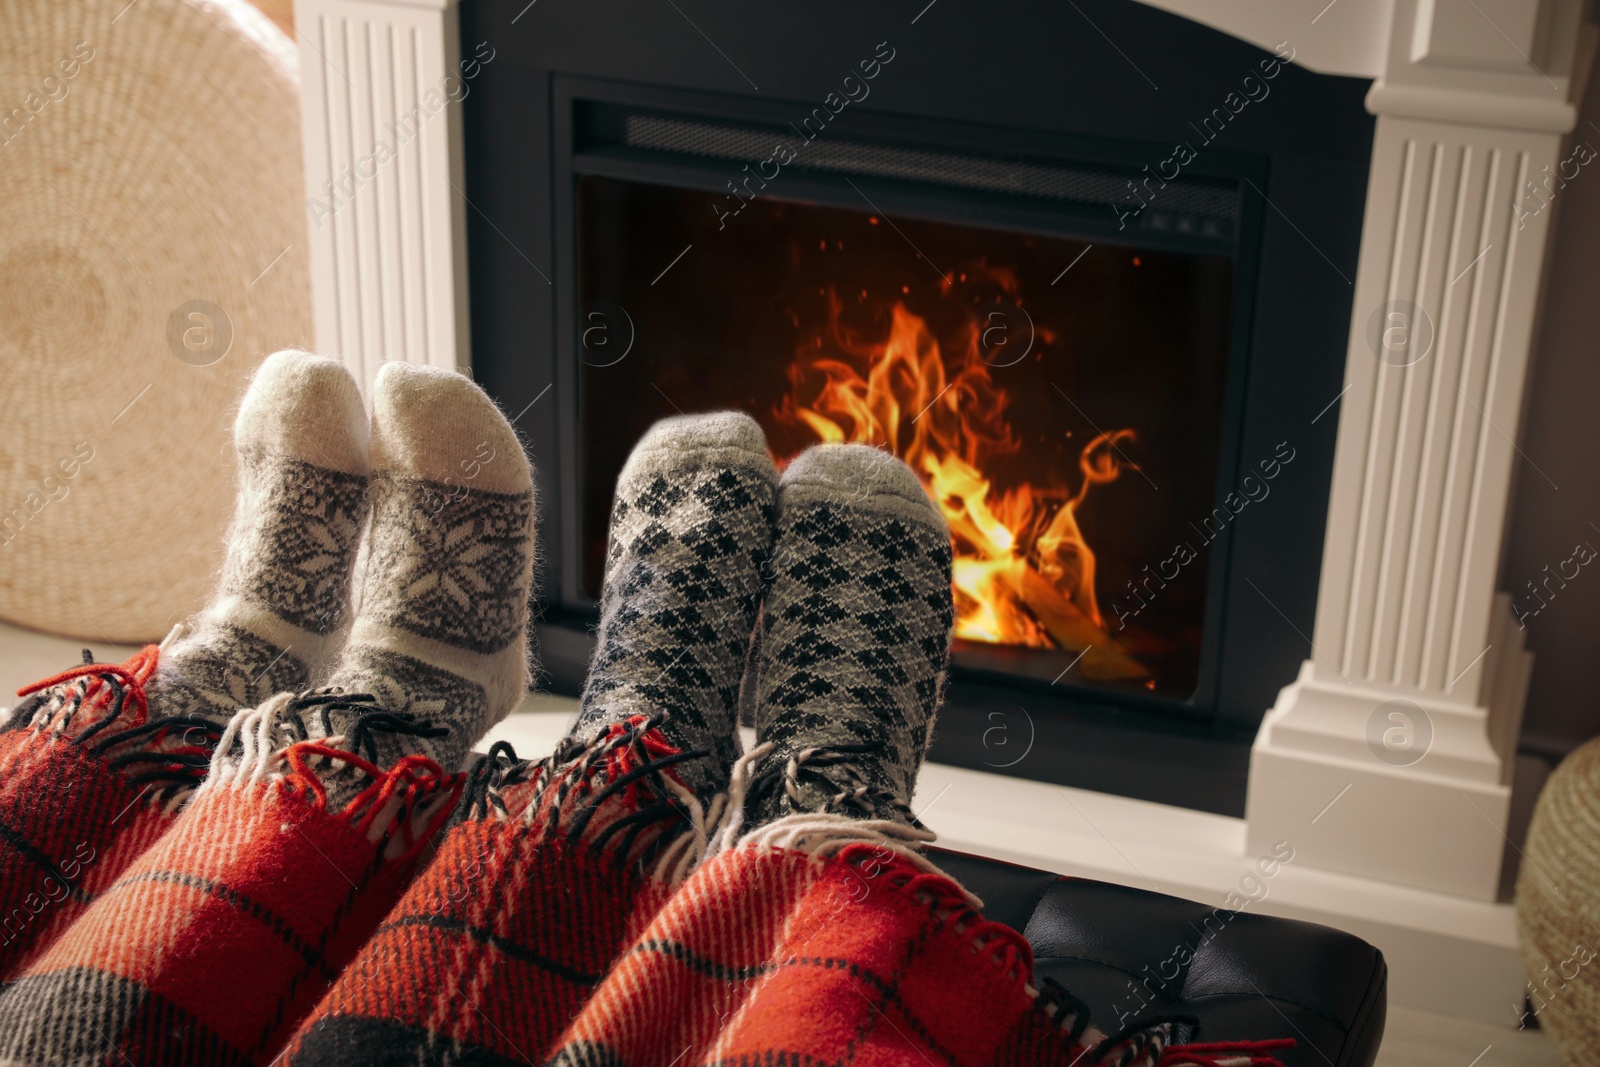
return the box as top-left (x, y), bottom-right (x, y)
top-left (1005, 564), bottom-right (1151, 682)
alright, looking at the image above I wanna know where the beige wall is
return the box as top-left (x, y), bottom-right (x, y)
top-left (248, 0), bottom-right (292, 37)
top-left (1503, 61), bottom-right (1600, 760)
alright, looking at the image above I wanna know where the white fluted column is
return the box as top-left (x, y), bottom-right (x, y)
top-left (295, 0), bottom-right (471, 388)
top-left (1247, 0), bottom-right (1592, 899)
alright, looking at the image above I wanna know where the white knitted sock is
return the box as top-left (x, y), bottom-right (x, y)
top-left (311, 362), bottom-right (536, 783)
top-left (148, 350), bottom-right (370, 723)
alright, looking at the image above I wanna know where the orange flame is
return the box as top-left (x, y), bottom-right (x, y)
top-left (776, 295), bottom-right (1140, 653)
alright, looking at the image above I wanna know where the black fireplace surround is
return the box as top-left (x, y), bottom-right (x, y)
top-left (461, 0), bottom-right (1375, 815)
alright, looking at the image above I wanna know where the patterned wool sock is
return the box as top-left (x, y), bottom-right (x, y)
top-left (750, 443), bottom-right (954, 826)
top-left (147, 349), bottom-right (370, 723)
top-left (308, 361), bottom-right (536, 793)
top-left (572, 412), bottom-right (777, 798)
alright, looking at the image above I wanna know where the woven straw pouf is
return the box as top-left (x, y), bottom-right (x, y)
top-left (1517, 738), bottom-right (1600, 1062)
top-left (0, 0), bottom-right (311, 643)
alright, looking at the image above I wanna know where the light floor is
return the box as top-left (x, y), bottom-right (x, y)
top-left (1378, 1006), bottom-right (1561, 1066)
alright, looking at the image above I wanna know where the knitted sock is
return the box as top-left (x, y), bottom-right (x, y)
top-left (573, 412), bottom-right (777, 797)
top-left (310, 361), bottom-right (536, 792)
top-left (751, 444), bottom-right (954, 826)
top-left (147, 349), bottom-right (370, 723)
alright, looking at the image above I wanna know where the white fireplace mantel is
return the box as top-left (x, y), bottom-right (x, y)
top-left (1139, 0), bottom-right (1589, 130)
top-left (1238, 0), bottom-right (1595, 903)
top-left (294, 0), bottom-right (1595, 906)
top-left (294, 0), bottom-right (471, 390)
top-left (1134, 0), bottom-right (1395, 78)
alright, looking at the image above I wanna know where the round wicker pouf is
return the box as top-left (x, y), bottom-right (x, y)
top-left (1517, 737), bottom-right (1600, 1063)
top-left (0, 0), bottom-right (311, 643)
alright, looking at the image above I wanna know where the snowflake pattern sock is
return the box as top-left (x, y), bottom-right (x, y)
top-left (309, 361), bottom-right (536, 794)
top-left (572, 412), bottom-right (778, 798)
top-left (147, 350), bottom-right (370, 723)
top-left (750, 443), bottom-right (954, 826)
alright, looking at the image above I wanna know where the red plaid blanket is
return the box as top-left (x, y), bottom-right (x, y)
top-left (547, 827), bottom-right (1147, 1066)
top-left (0, 698), bottom-right (1292, 1067)
top-left (0, 693), bottom-right (462, 1065)
top-left (285, 716), bottom-right (696, 1064)
top-left (549, 832), bottom-right (1290, 1065)
top-left (285, 721), bottom-right (1292, 1067)
top-left (0, 647), bottom-right (213, 982)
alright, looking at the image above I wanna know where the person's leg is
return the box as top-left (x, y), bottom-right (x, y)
top-left (749, 442), bottom-right (953, 826)
top-left (280, 413), bottom-right (777, 1065)
top-left (296, 359), bottom-right (539, 804)
top-left (148, 350), bottom-right (373, 721)
top-left (574, 410), bottom-right (776, 794)
top-left (543, 442), bottom-right (993, 1063)
top-left (0, 363), bottom-right (536, 1066)
top-left (0, 350), bottom-right (369, 982)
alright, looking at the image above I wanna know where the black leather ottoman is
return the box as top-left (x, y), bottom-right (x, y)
top-left (929, 849), bottom-right (1387, 1067)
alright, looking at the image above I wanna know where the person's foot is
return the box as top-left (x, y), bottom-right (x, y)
top-left (572, 412), bottom-right (778, 797)
top-left (750, 444), bottom-right (953, 826)
top-left (148, 350), bottom-right (370, 723)
top-left (308, 361), bottom-right (536, 794)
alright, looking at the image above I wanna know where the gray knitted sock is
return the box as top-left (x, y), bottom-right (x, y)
top-left (752, 444), bottom-right (954, 826)
top-left (148, 350), bottom-right (370, 723)
top-left (573, 412), bottom-right (777, 797)
top-left (310, 361), bottom-right (536, 794)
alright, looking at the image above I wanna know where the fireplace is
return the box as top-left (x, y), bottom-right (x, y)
top-left (577, 173), bottom-right (1236, 702)
top-left (459, 0), bottom-right (1377, 814)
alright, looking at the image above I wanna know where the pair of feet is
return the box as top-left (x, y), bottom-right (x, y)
top-left (140, 351), bottom-right (535, 800)
top-left (572, 413), bottom-right (954, 828)
top-left (55, 351), bottom-right (952, 833)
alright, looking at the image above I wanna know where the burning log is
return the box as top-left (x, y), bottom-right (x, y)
top-left (1004, 564), bottom-right (1150, 683)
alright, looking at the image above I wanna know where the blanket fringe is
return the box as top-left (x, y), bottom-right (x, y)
top-left (1154, 1039), bottom-right (1296, 1067)
top-left (461, 713), bottom-right (716, 884)
top-left (707, 742), bottom-right (955, 892)
top-left (729, 738), bottom-right (925, 828)
top-left (9, 645), bottom-right (222, 810)
top-left (1029, 982), bottom-right (1294, 1066)
top-left (703, 749), bottom-right (1046, 1007)
top-left (1089, 1018), bottom-right (1176, 1067)
top-left (206, 691), bottom-right (464, 860)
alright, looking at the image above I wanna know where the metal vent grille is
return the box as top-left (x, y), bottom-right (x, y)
top-left (621, 113), bottom-right (1240, 223)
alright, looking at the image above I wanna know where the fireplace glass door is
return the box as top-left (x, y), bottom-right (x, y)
top-left (577, 174), bottom-right (1234, 703)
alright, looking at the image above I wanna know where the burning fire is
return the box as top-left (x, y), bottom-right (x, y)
top-left (776, 293), bottom-right (1148, 680)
